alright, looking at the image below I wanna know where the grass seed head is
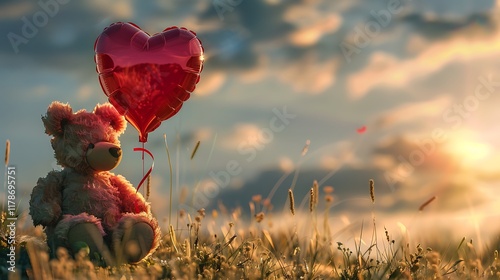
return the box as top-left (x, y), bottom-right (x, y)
top-left (190, 140), bottom-right (200, 160)
top-left (419, 196), bottom-right (436, 211)
top-left (146, 174), bottom-right (151, 200)
top-left (288, 189), bottom-right (295, 215)
top-left (4, 139), bottom-right (10, 166)
top-left (312, 180), bottom-right (319, 207)
top-left (255, 212), bottom-right (265, 223)
top-left (197, 208), bottom-right (206, 218)
top-left (309, 188), bottom-right (315, 212)
top-left (301, 139), bottom-right (310, 156)
top-left (369, 179), bottom-right (375, 203)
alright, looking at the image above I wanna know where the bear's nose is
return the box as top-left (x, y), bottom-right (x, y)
top-left (109, 147), bottom-right (122, 158)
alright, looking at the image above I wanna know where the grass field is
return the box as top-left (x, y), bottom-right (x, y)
top-left (1, 182), bottom-right (500, 280)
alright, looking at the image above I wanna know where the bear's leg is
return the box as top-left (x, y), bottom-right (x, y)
top-left (67, 222), bottom-right (115, 266)
top-left (114, 222), bottom-right (154, 264)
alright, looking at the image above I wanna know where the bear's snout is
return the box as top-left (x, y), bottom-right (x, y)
top-left (86, 142), bottom-right (122, 171)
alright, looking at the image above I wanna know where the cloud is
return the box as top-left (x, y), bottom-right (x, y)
top-left (0, 1), bottom-right (34, 20)
top-left (405, 34), bottom-right (429, 53)
top-left (401, 13), bottom-right (496, 38)
top-left (196, 0), bottom-right (342, 95)
top-left (405, 0), bottom-right (495, 25)
top-left (179, 14), bottom-right (224, 34)
top-left (319, 155), bottom-right (339, 170)
top-left (288, 15), bottom-right (342, 47)
top-left (312, 140), bottom-right (359, 171)
top-left (32, 85), bottom-right (50, 97)
top-left (193, 127), bottom-right (215, 143)
top-left (371, 154), bottom-right (394, 170)
top-left (199, 28), bottom-right (258, 70)
top-left (373, 135), bottom-right (458, 174)
top-left (194, 71), bottom-right (226, 96)
top-left (85, 0), bottom-right (134, 19)
top-left (346, 52), bottom-right (398, 99)
top-left (76, 84), bottom-right (93, 101)
top-left (374, 95), bottom-right (452, 129)
top-left (475, 154), bottom-right (500, 182)
top-left (368, 132), bottom-right (495, 211)
top-left (278, 156), bottom-right (294, 173)
top-left (221, 123), bottom-right (262, 150)
top-left (283, 3), bottom-right (342, 47)
top-left (347, 22), bottom-right (500, 99)
top-left (282, 2), bottom-right (320, 24)
top-left (151, 127), bottom-right (214, 151)
top-left (277, 54), bottom-right (339, 94)
top-left (196, 1), bottom-right (295, 72)
top-left (237, 54), bottom-right (269, 83)
top-left (440, 129), bottom-right (494, 169)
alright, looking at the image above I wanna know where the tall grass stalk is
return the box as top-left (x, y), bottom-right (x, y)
top-left (190, 140), bottom-right (200, 160)
top-left (2, 139), bottom-right (10, 211)
top-left (192, 134), bottom-right (217, 210)
top-left (163, 134), bottom-right (174, 227)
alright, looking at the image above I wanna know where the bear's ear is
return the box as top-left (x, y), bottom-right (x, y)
top-left (93, 103), bottom-right (127, 134)
top-left (42, 101), bottom-right (73, 136)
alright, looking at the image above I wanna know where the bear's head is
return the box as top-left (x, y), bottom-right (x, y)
top-left (42, 101), bottom-right (127, 174)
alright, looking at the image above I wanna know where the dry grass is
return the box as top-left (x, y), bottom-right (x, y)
top-left (2, 181), bottom-right (500, 280)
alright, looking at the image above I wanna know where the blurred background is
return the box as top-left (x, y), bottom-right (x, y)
top-left (1, 0), bottom-right (500, 250)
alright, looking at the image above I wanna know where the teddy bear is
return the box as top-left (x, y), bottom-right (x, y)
top-left (29, 101), bottom-right (161, 266)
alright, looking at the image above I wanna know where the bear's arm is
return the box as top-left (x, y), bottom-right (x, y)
top-left (29, 170), bottom-right (63, 226)
top-left (110, 174), bottom-right (150, 214)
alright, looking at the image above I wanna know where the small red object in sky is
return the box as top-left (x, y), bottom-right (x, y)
top-left (357, 125), bottom-right (366, 134)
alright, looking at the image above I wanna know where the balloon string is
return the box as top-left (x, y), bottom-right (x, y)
top-left (142, 142), bottom-right (145, 185)
top-left (133, 147), bottom-right (154, 193)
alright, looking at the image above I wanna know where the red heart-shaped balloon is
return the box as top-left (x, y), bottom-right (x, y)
top-left (94, 22), bottom-right (204, 142)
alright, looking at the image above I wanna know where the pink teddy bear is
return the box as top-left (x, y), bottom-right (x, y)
top-left (29, 101), bottom-right (161, 265)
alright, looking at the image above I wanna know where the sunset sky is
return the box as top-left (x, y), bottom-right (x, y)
top-left (1, 0), bottom-right (500, 247)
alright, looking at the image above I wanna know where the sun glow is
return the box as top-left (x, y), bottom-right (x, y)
top-left (445, 134), bottom-right (492, 168)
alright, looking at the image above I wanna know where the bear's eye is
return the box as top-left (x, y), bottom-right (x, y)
top-left (87, 143), bottom-right (95, 150)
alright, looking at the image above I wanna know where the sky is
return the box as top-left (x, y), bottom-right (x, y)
top-left (1, 0), bottom-right (500, 250)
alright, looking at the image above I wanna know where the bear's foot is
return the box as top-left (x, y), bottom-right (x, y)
top-left (114, 222), bottom-right (155, 264)
top-left (67, 222), bottom-right (115, 266)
